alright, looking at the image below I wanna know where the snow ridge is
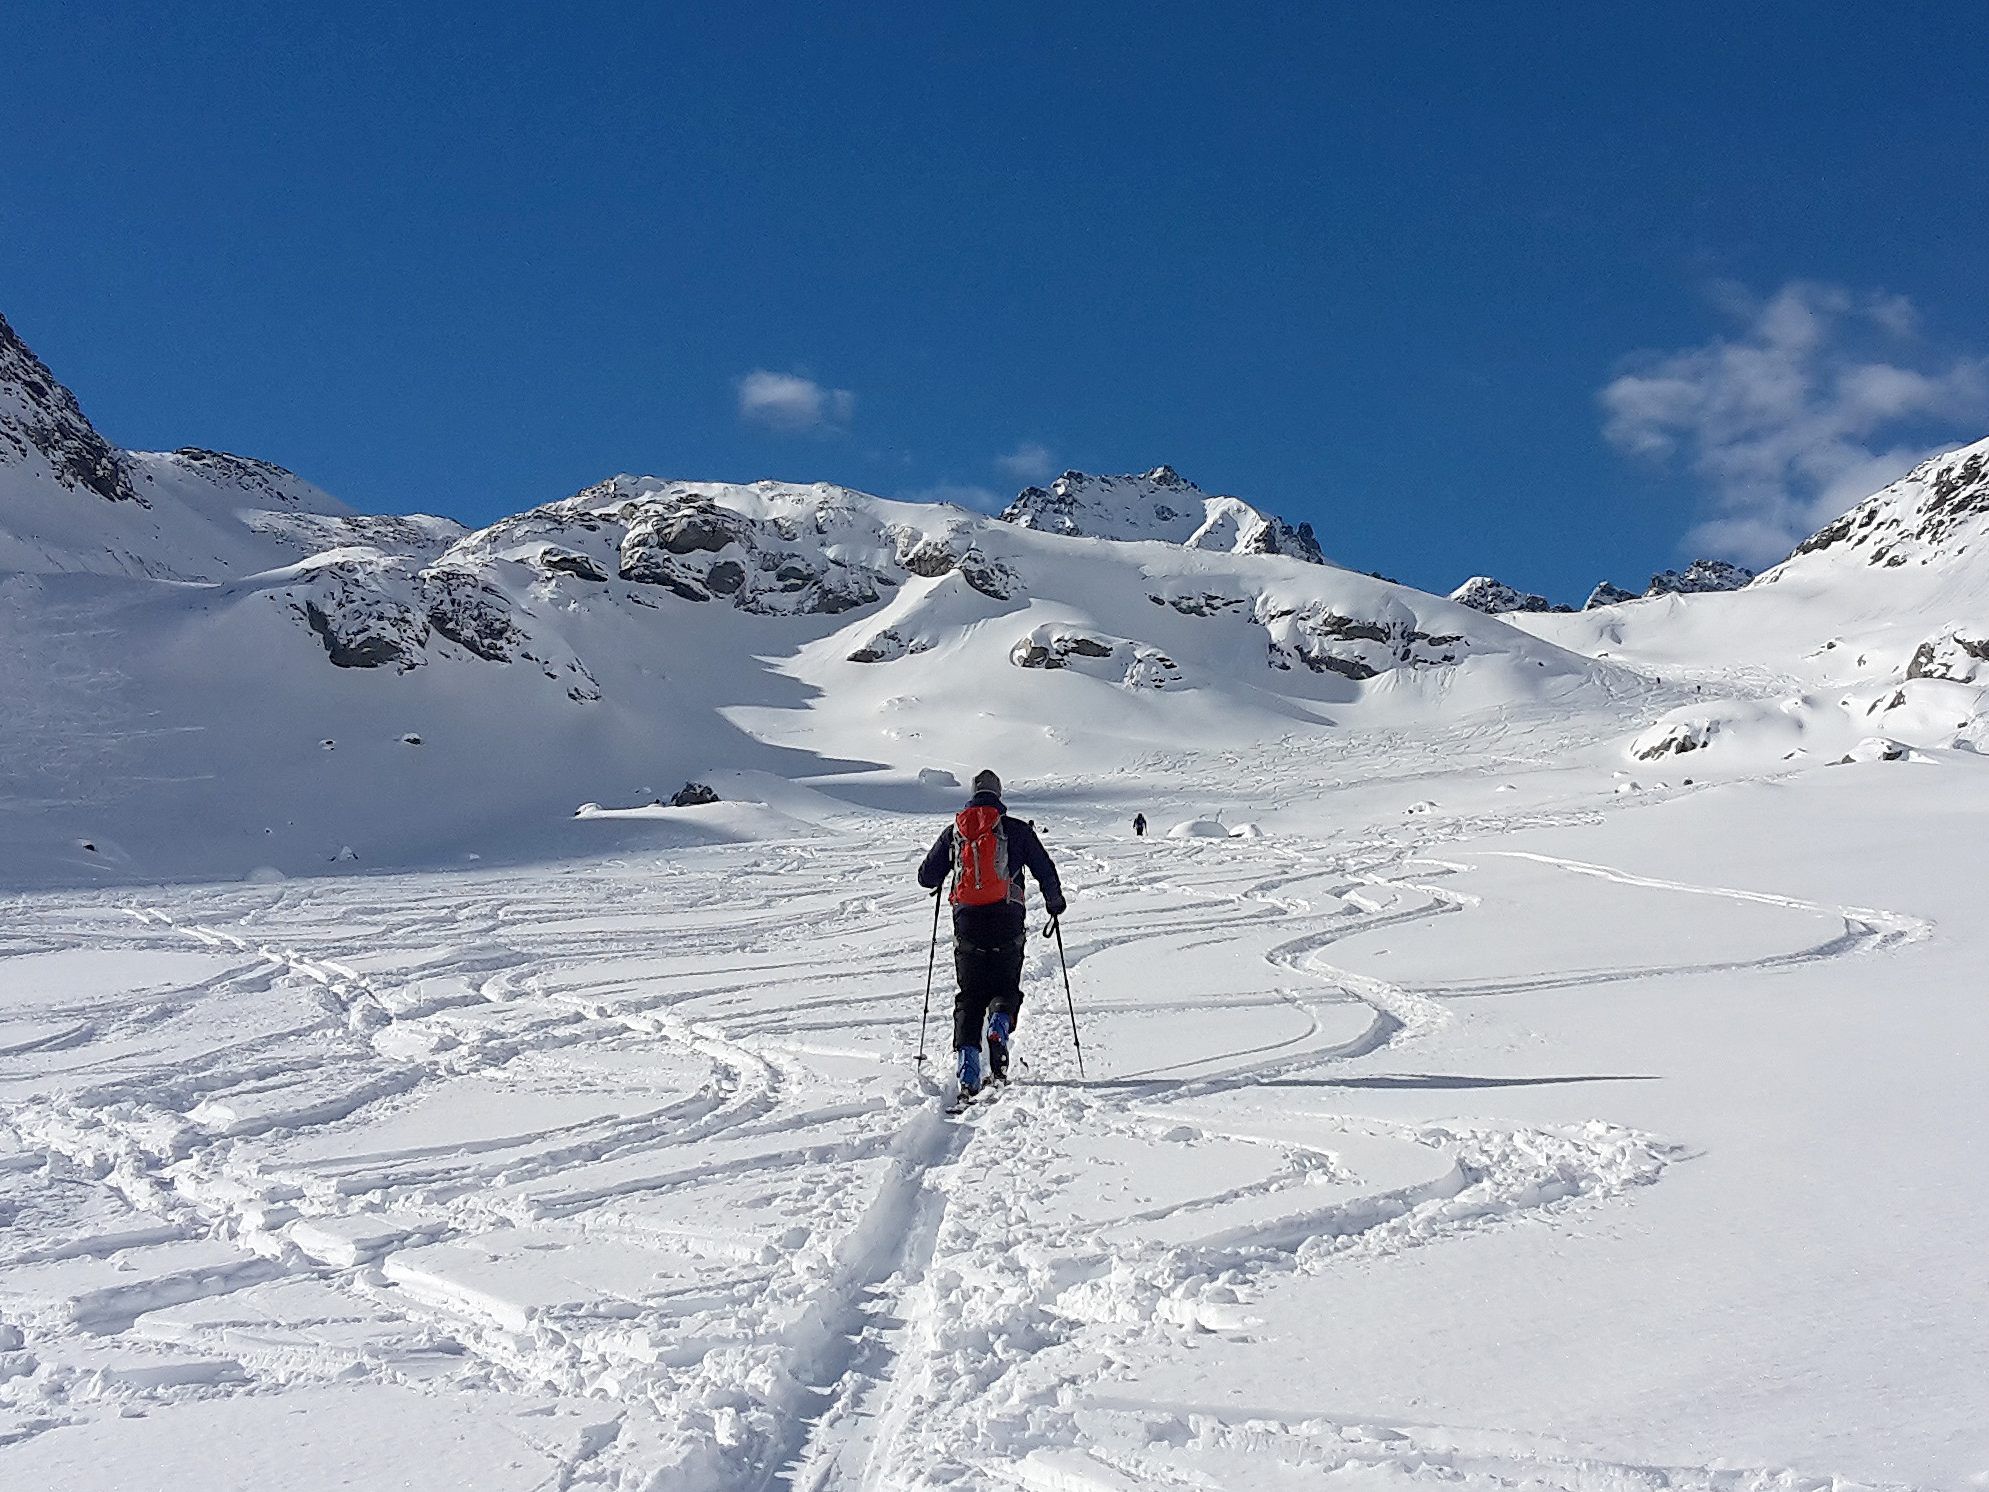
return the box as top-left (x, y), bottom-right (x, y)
top-left (998, 465), bottom-right (1327, 563)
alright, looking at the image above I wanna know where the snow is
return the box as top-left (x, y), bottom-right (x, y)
top-left (7, 727), bottom-right (1987, 1488)
top-left (4, 318), bottom-right (1988, 1489)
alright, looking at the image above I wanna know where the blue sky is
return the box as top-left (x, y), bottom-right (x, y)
top-left (6, 2), bottom-right (1987, 600)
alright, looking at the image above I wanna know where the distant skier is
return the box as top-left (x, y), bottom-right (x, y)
top-left (1132, 813), bottom-right (1147, 837)
top-left (917, 769), bottom-right (1065, 1099)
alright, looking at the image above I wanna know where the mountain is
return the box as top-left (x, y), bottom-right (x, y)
top-left (0, 311), bottom-right (460, 582)
top-left (1775, 437), bottom-right (1989, 574)
top-left (0, 314), bottom-right (1612, 886)
top-left (1578, 559), bottom-right (1756, 611)
top-left (997, 465), bottom-right (1327, 563)
top-left (1449, 576), bottom-right (1565, 614)
top-left (1509, 436), bottom-right (1989, 769)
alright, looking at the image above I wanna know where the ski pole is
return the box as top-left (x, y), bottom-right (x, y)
top-left (1050, 916), bottom-right (1084, 1079)
top-left (916, 886), bottom-right (942, 1067)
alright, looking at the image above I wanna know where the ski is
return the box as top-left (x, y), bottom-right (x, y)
top-left (943, 1078), bottom-right (1004, 1117)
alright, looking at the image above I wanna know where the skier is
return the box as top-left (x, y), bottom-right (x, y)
top-left (1132, 813), bottom-right (1147, 837)
top-left (916, 769), bottom-right (1065, 1099)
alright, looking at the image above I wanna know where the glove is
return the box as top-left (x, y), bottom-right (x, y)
top-left (1044, 891), bottom-right (1067, 920)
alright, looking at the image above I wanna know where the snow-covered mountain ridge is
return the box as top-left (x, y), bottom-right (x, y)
top-left (1776, 436), bottom-right (1989, 573)
top-left (1452, 561), bottom-right (1755, 617)
top-left (0, 312), bottom-right (1610, 883)
top-left (997, 465), bottom-right (1327, 563)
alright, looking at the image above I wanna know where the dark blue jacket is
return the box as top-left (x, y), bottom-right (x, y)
top-left (918, 791), bottom-right (1065, 945)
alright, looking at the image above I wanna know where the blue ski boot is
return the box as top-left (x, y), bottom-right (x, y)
top-left (986, 1010), bottom-right (1013, 1083)
top-left (955, 1044), bottom-right (983, 1101)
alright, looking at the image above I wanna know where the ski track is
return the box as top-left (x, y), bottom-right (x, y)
top-left (0, 787), bottom-right (1935, 1491)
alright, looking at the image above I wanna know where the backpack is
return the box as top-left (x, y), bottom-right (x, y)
top-left (949, 806), bottom-right (1013, 907)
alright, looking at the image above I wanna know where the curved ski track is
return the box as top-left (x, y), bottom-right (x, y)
top-left (0, 792), bottom-right (1934, 1491)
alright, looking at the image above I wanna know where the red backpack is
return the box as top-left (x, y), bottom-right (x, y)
top-left (950, 806), bottom-right (1013, 907)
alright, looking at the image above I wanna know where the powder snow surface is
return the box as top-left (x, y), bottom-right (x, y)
top-left (4, 710), bottom-right (1986, 1490)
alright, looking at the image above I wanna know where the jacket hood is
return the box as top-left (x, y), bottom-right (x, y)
top-left (963, 790), bottom-right (1005, 812)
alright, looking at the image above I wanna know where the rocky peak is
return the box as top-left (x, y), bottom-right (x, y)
top-left (1647, 559), bottom-right (1755, 596)
top-left (1783, 436), bottom-right (1989, 571)
top-left (0, 311), bottom-right (140, 505)
top-left (996, 467), bottom-right (1325, 564)
top-left (1449, 576), bottom-right (1564, 614)
top-left (1581, 560), bottom-right (1754, 609)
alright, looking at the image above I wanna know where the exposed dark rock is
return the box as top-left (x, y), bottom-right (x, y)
top-left (657, 501), bottom-right (754, 555)
top-left (419, 567), bottom-right (522, 662)
top-left (1634, 721), bottom-right (1715, 760)
top-left (670, 782), bottom-right (720, 807)
top-left (895, 534), bottom-right (959, 579)
top-left (538, 549), bottom-right (607, 581)
top-left (1450, 577), bottom-right (1554, 614)
top-left (954, 547), bottom-right (1017, 600)
top-left (1795, 442), bottom-right (1989, 564)
top-left (1010, 630), bottom-right (1119, 670)
top-left (294, 573), bottom-right (429, 671)
top-left (1585, 582), bottom-right (1637, 609)
top-left (1906, 628), bottom-right (1989, 683)
top-left (619, 545), bottom-right (712, 602)
top-left (1646, 559), bottom-right (1755, 596)
top-left (0, 311), bottom-right (141, 505)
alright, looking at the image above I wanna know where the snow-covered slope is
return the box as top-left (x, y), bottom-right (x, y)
top-left (0, 316), bottom-right (1616, 886)
top-left (1781, 435), bottom-right (1989, 572)
top-left (8, 317), bottom-right (1989, 1492)
top-left (1512, 437), bottom-right (1989, 770)
top-left (997, 464), bottom-right (1327, 562)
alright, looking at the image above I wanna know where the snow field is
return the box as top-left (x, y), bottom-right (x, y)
top-left (8, 738), bottom-right (1982, 1488)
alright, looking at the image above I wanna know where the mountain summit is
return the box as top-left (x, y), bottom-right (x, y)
top-left (1775, 436), bottom-right (1989, 574)
top-left (997, 466), bottom-right (1327, 563)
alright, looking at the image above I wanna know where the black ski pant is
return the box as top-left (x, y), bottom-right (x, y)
top-left (952, 935), bottom-right (1024, 1050)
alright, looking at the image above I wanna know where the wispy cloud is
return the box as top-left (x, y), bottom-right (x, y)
top-left (1600, 281), bottom-right (1989, 565)
top-left (995, 440), bottom-right (1056, 484)
top-left (736, 370), bottom-right (855, 433)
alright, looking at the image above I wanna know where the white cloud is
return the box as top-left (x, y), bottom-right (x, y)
top-left (995, 441), bottom-right (1056, 484)
top-left (736, 370), bottom-right (855, 433)
top-left (1600, 282), bottom-right (1989, 565)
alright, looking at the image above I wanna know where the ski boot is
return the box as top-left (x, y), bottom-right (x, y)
top-left (986, 1010), bottom-right (1014, 1084)
top-left (955, 1044), bottom-right (984, 1104)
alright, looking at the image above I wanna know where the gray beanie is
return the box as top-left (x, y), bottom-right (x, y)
top-left (971, 769), bottom-right (1002, 797)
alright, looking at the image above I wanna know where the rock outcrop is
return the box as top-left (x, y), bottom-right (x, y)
top-left (1646, 559), bottom-right (1755, 596)
top-left (0, 310), bottom-right (140, 505)
top-left (1788, 438), bottom-right (1989, 569)
top-left (1450, 576), bottom-right (1560, 614)
top-left (998, 466), bottom-right (1326, 564)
